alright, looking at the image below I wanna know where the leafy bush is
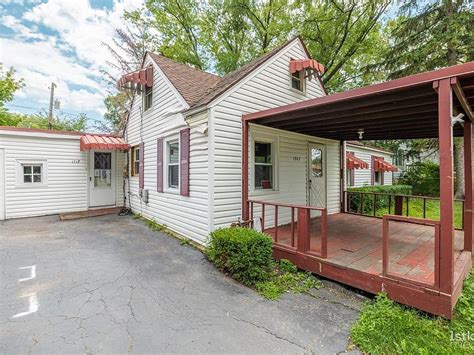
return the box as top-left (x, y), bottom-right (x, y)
top-left (347, 185), bottom-right (413, 214)
top-left (206, 227), bottom-right (273, 286)
top-left (399, 161), bottom-right (440, 196)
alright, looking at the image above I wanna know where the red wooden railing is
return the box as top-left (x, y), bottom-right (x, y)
top-left (248, 199), bottom-right (328, 258)
top-left (344, 190), bottom-right (465, 230)
top-left (382, 215), bottom-right (441, 290)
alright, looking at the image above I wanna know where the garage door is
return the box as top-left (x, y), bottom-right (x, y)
top-left (0, 149), bottom-right (4, 220)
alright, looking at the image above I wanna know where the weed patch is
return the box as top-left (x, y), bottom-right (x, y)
top-left (351, 271), bottom-right (474, 354)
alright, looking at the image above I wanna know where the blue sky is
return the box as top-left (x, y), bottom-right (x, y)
top-left (0, 0), bottom-right (143, 128)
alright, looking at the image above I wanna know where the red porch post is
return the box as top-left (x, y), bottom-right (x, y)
top-left (242, 119), bottom-right (250, 220)
top-left (437, 78), bottom-right (454, 294)
top-left (464, 122), bottom-right (473, 251)
top-left (340, 141), bottom-right (345, 212)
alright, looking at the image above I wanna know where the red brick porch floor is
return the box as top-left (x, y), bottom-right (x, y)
top-left (265, 213), bottom-right (464, 286)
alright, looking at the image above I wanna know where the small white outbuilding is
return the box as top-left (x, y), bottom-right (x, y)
top-left (0, 127), bottom-right (128, 220)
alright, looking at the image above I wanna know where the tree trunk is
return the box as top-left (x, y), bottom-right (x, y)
top-left (454, 137), bottom-right (465, 198)
top-left (446, 0), bottom-right (465, 198)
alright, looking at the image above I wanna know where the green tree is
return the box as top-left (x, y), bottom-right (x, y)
top-left (376, 0), bottom-right (473, 197)
top-left (0, 64), bottom-right (24, 121)
top-left (299, 0), bottom-right (391, 92)
top-left (2, 111), bottom-right (87, 131)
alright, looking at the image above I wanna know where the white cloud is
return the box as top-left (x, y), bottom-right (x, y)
top-left (0, 0), bottom-right (143, 118)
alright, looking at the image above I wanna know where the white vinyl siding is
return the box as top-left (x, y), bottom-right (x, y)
top-left (346, 144), bottom-right (394, 187)
top-left (210, 39), bottom-right (330, 230)
top-left (125, 55), bottom-right (210, 244)
top-left (0, 132), bottom-right (125, 219)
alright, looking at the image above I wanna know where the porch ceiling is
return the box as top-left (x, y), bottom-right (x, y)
top-left (243, 62), bottom-right (474, 141)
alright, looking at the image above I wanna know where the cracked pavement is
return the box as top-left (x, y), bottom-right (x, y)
top-left (0, 214), bottom-right (364, 354)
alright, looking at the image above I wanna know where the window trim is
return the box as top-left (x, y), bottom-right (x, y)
top-left (250, 134), bottom-right (279, 193)
top-left (289, 69), bottom-right (306, 93)
top-left (131, 145), bottom-right (140, 177)
top-left (16, 159), bottom-right (47, 187)
top-left (164, 135), bottom-right (180, 193)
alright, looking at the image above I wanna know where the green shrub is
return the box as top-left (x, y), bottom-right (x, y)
top-left (206, 227), bottom-right (273, 286)
top-left (399, 161), bottom-right (440, 196)
top-left (347, 185), bottom-right (413, 214)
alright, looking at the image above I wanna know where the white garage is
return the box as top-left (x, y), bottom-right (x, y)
top-left (0, 127), bottom-right (128, 220)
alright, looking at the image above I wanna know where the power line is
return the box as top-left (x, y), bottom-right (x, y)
top-left (7, 104), bottom-right (91, 119)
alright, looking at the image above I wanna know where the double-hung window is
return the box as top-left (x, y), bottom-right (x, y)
top-left (291, 70), bottom-right (304, 92)
top-left (131, 146), bottom-right (140, 176)
top-left (254, 141), bottom-right (273, 189)
top-left (144, 84), bottom-right (153, 111)
top-left (167, 140), bottom-right (179, 189)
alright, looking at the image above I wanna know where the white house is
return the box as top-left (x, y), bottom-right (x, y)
top-left (0, 127), bottom-right (128, 220)
top-left (345, 141), bottom-right (396, 188)
top-left (122, 36), bottom-right (337, 244)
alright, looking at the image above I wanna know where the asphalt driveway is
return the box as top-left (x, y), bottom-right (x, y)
top-left (0, 214), bottom-right (363, 354)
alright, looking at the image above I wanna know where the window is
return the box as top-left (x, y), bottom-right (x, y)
top-left (254, 141), bottom-right (273, 189)
top-left (346, 168), bottom-right (354, 187)
top-left (291, 70), bottom-right (304, 92)
top-left (144, 83), bottom-right (153, 111)
top-left (167, 140), bottom-right (179, 189)
top-left (374, 171), bottom-right (383, 185)
top-left (23, 164), bottom-right (42, 183)
top-left (131, 146), bottom-right (140, 176)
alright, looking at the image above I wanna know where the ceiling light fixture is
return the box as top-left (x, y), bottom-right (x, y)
top-left (357, 128), bottom-right (364, 140)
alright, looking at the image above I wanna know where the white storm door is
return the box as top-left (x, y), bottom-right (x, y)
top-left (0, 149), bottom-right (4, 220)
top-left (89, 151), bottom-right (115, 207)
top-left (308, 144), bottom-right (326, 216)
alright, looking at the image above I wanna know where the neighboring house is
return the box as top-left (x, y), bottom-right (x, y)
top-left (122, 37), bottom-right (328, 244)
top-left (345, 141), bottom-right (396, 188)
top-left (0, 127), bottom-right (128, 220)
top-left (392, 143), bottom-right (439, 179)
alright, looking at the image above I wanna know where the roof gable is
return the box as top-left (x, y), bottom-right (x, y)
top-left (148, 53), bottom-right (221, 107)
top-left (146, 37), bottom-right (322, 113)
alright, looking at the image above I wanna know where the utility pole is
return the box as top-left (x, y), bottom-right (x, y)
top-left (48, 82), bottom-right (56, 130)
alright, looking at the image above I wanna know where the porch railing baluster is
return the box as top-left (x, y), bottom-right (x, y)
top-left (274, 205), bottom-right (278, 242)
top-left (291, 207), bottom-right (295, 247)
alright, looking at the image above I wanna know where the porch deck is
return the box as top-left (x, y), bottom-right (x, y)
top-left (265, 213), bottom-right (465, 286)
top-left (263, 212), bottom-right (471, 318)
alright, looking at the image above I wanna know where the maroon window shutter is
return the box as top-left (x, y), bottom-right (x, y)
top-left (371, 155), bottom-right (375, 185)
top-left (180, 128), bottom-right (190, 196)
top-left (157, 138), bottom-right (164, 192)
top-left (139, 142), bottom-right (145, 189)
top-left (348, 151), bottom-right (355, 187)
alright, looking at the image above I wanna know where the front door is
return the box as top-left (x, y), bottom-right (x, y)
top-left (89, 151), bottom-right (115, 207)
top-left (308, 144), bottom-right (326, 215)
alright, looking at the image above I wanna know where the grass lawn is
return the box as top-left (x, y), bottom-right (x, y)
top-left (351, 271), bottom-right (474, 354)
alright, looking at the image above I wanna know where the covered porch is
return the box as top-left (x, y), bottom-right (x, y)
top-left (241, 62), bottom-right (474, 318)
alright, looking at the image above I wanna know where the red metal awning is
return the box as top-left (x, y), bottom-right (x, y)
top-left (346, 152), bottom-right (369, 169)
top-left (289, 59), bottom-right (325, 75)
top-left (117, 66), bottom-right (153, 90)
top-left (80, 135), bottom-right (130, 151)
top-left (374, 157), bottom-right (398, 172)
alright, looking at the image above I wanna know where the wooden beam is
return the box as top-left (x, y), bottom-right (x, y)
top-left (438, 78), bottom-right (454, 295)
top-left (464, 123), bottom-right (473, 252)
top-left (257, 87), bottom-right (434, 125)
top-left (451, 77), bottom-right (473, 122)
top-left (271, 102), bottom-right (438, 130)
